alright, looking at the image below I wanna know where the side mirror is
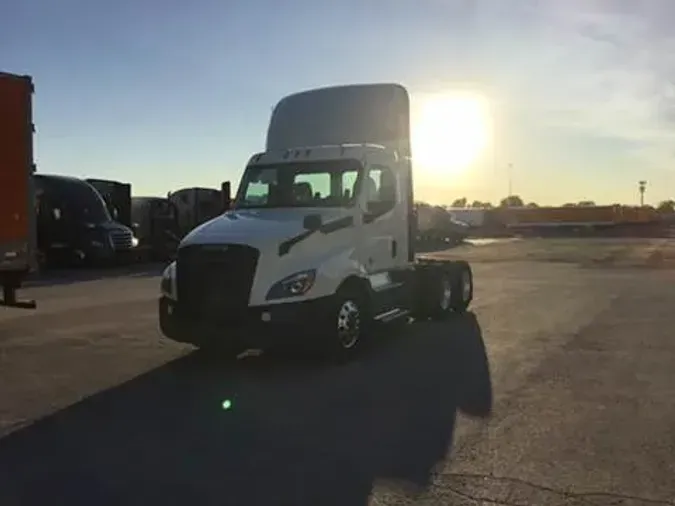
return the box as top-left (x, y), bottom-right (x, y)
top-left (221, 181), bottom-right (232, 211)
top-left (303, 213), bottom-right (322, 231)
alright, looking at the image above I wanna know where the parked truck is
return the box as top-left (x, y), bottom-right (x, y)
top-left (158, 83), bottom-right (474, 360)
top-left (0, 72), bottom-right (37, 308)
top-left (168, 187), bottom-right (222, 238)
top-left (35, 174), bottom-right (137, 266)
top-left (131, 196), bottom-right (180, 261)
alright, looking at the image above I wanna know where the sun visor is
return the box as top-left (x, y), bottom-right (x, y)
top-left (266, 84), bottom-right (411, 158)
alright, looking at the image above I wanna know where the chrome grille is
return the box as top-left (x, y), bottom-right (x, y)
top-left (109, 229), bottom-right (133, 251)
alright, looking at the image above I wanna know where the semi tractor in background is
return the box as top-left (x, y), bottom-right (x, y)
top-left (159, 83), bottom-right (474, 360)
top-left (131, 196), bottom-right (180, 260)
top-left (168, 187), bottom-right (222, 238)
top-left (0, 72), bottom-right (37, 308)
top-left (35, 174), bottom-right (136, 266)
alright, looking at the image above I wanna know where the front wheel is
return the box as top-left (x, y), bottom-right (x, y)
top-left (323, 287), bottom-right (369, 362)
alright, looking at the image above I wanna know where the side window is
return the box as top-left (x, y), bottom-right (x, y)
top-left (242, 168), bottom-right (277, 206)
top-left (243, 182), bottom-right (269, 205)
top-left (341, 170), bottom-right (358, 201)
top-left (365, 165), bottom-right (397, 215)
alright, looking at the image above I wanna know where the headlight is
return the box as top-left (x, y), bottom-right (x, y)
top-left (131, 236), bottom-right (139, 248)
top-left (160, 262), bottom-right (176, 298)
top-left (266, 269), bottom-right (316, 300)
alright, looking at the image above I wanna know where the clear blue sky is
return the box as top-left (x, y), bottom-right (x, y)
top-left (3, 0), bottom-right (674, 206)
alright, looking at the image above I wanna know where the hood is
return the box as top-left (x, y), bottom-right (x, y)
top-left (181, 207), bottom-right (352, 247)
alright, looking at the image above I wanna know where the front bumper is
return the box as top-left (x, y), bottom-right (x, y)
top-left (158, 295), bottom-right (334, 349)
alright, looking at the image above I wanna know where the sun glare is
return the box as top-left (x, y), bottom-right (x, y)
top-left (412, 92), bottom-right (491, 176)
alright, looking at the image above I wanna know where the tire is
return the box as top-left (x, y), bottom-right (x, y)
top-left (428, 267), bottom-right (454, 320)
top-left (411, 264), bottom-right (452, 321)
top-left (323, 286), bottom-right (368, 362)
top-left (413, 261), bottom-right (473, 320)
top-left (448, 260), bottom-right (473, 314)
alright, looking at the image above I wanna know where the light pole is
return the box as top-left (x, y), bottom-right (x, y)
top-left (507, 163), bottom-right (513, 197)
top-left (639, 180), bottom-right (647, 207)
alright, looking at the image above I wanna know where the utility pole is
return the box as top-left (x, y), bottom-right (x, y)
top-left (639, 180), bottom-right (647, 207)
top-left (507, 163), bottom-right (513, 197)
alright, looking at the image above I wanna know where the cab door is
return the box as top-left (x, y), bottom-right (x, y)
top-left (359, 163), bottom-right (409, 313)
top-left (362, 165), bottom-right (400, 274)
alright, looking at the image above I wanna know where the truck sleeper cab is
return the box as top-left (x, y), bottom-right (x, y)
top-left (159, 83), bottom-right (474, 360)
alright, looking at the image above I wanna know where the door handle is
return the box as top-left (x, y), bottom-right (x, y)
top-left (391, 239), bottom-right (397, 258)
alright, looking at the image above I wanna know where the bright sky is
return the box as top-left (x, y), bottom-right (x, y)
top-left (2, 0), bottom-right (675, 207)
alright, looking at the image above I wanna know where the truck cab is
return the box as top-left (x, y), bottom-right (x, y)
top-left (35, 174), bottom-right (137, 266)
top-left (131, 196), bottom-right (180, 261)
top-left (159, 83), bottom-right (473, 359)
top-left (168, 187), bottom-right (223, 238)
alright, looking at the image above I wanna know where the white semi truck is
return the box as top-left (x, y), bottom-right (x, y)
top-left (159, 83), bottom-right (474, 360)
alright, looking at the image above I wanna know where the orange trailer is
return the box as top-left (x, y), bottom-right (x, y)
top-left (0, 72), bottom-right (37, 308)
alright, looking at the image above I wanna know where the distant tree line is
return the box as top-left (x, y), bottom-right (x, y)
top-left (449, 195), bottom-right (546, 208)
top-left (657, 200), bottom-right (675, 213)
top-left (445, 196), bottom-right (675, 213)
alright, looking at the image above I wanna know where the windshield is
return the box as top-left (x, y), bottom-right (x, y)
top-left (234, 159), bottom-right (362, 209)
top-left (67, 183), bottom-right (112, 223)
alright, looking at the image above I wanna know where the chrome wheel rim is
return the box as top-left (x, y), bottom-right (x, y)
top-left (337, 300), bottom-right (361, 349)
top-left (440, 276), bottom-right (452, 311)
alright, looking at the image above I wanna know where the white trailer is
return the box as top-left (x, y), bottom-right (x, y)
top-left (447, 208), bottom-right (486, 228)
top-left (158, 83), bottom-right (474, 360)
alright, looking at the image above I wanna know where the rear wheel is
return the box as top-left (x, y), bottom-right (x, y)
top-left (429, 268), bottom-right (454, 320)
top-left (413, 261), bottom-right (474, 320)
top-left (448, 260), bottom-right (473, 314)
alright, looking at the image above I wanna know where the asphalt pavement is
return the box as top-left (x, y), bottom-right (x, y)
top-left (0, 260), bottom-right (674, 506)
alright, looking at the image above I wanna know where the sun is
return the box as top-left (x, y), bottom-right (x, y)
top-left (412, 92), bottom-right (491, 175)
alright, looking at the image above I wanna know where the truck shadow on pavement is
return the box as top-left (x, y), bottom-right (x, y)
top-left (0, 312), bottom-right (492, 506)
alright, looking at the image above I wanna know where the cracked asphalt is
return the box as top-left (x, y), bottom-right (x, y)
top-left (1, 248), bottom-right (674, 506)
